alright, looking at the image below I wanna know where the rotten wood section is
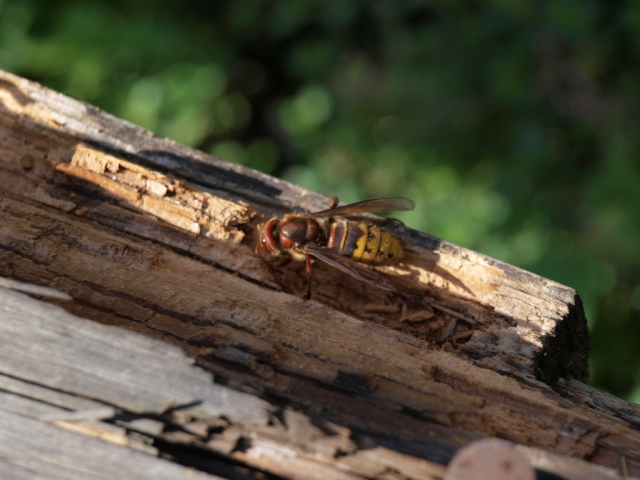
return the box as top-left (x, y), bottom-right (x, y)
top-left (0, 69), bottom-right (638, 478)
top-left (0, 288), bottom-right (446, 480)
top-left (0, 288), bottom-right (627, 480)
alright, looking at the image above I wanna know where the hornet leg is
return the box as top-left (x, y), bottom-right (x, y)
top-left (304, 254), bottom-right (313, 300)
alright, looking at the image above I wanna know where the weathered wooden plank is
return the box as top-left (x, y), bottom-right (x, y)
top-left (0, 68), bottom-right (586, 384)
top-left (0, 404), bottom-right (220, 480)
top-left (0, 288), bottom-right (273, 424)
top-left (0, 69), bottom-right (638, 479)
top-left (0, 288), bottom-right (449, 479)
top-left (0, 287), bottom-right (629, 480)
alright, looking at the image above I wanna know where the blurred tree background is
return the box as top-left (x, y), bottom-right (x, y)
top-left (1, 0), bottom-right (639, 401)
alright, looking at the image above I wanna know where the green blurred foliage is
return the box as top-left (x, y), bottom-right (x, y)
top-left (2, 0), bottom-right (640, 400)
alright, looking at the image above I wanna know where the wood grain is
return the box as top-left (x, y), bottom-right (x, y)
top-left (0, 288), bottom-right (447, 480)
top-left (0, 69), bottom-right (587, 383)
top-left (0, 69), bottom-right (638, 479)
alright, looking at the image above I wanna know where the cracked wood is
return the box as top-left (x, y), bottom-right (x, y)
top-left (0, 69), bottom-right (638, 479)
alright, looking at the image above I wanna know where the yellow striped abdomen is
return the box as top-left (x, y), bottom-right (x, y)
top-left (327, 220), bottom-right (404, 264)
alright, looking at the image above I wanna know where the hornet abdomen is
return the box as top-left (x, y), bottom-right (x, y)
top-left (327, 219), bottom-right (404, 264)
